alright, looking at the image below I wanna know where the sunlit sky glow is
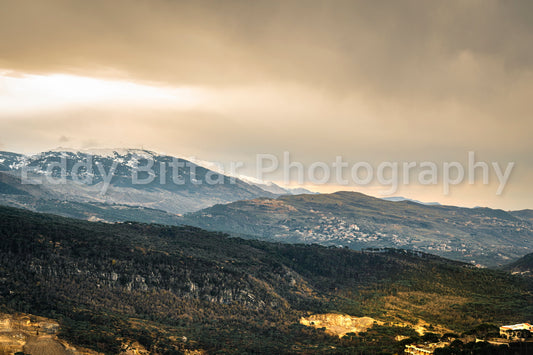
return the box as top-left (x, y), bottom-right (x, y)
top-left (0, 72), bottom-right (205, 115)
top-left (0, 0), bottom-right (531, 209)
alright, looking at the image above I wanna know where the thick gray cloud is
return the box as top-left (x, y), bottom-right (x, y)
top-left (1, 0), bottom-right (532, 89)
top-left (0, 0), bottom-right (531, 209)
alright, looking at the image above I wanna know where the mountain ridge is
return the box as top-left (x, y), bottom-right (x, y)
top-left (0, 149), bottom-right (279, 214)
top-left (2, 150), bottom-right (532, 267)
top-left (181, 191), bottom-right (533, 267)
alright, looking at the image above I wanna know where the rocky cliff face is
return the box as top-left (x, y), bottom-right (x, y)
top-left (0, 313), bottom-right (155, 355)
top-left (0, 313), bottom-right (99, 355)
top-left (300, 314), bottom-right (381, 337)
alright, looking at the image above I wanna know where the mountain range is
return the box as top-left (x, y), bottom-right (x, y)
top-left (0, 149), bottom-right (311, 216)
top-left (1, 149), bottom-right (532, 268)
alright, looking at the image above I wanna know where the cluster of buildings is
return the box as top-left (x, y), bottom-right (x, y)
top-left (404, 323), bottom-right (532, 354)
top-left (499, 323), bottom-right (533, 340)
top-left (279, 213), bottom-right (463, 252)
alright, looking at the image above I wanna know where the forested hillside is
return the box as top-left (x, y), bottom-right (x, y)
top-left (0, 206), bottom-right (532, 354)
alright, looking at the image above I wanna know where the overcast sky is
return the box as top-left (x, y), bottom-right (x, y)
top-left (0, 0), bottom-right (531, 209)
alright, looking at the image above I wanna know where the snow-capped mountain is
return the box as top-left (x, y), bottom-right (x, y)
top-left (0, 149), bottom-right (280, 214)
top-left (0, 151), bottom-right (25, 171)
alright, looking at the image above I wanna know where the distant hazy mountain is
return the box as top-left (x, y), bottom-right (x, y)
top-left (510, 209), bottom-right (533, 224)
top-left (0, 149), bottom-right (278, 214)
top-left (185, 156), bottom-right (315, 196)
top-left (381, 196), bottom-right (441, 206)
top-left (181, 191), bottom-right (533, 267)
top-left (3, 150), bottom-right (532, 268)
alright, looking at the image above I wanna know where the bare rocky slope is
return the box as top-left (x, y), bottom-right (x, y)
top-left (0, 312), bottom-right (101, 355)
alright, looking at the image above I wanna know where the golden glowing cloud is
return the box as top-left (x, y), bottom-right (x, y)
top-left (0, 71), bottom-right (205, 115)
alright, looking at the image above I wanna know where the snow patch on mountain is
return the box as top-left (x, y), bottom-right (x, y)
top-left (49, 147), bottom-right (157, 159)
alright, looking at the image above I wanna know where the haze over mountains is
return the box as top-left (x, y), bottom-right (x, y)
top-left (381, 196), bottom-right (441, 206)
top-left (0, 149), bottom-right (532, 268)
